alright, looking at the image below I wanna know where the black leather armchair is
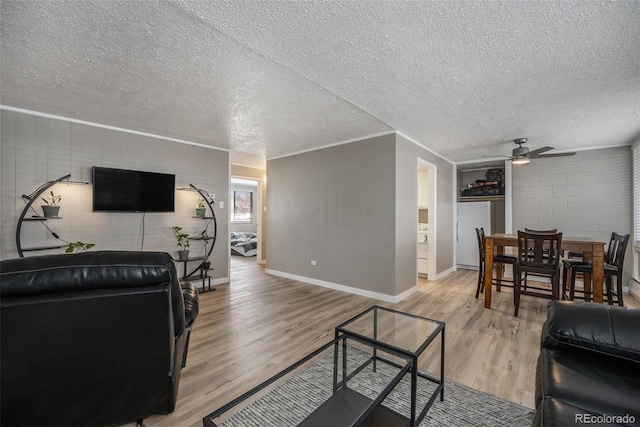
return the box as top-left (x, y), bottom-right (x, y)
top-left (534, 301), bottom-right (640, 426)
top-left (1, 251), bottom-right (200, 427)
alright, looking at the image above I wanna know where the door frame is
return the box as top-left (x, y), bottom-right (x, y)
top-left (230, 175), bottom-right (263, 264)
top-left (417, 158), bottom-right (437, 280)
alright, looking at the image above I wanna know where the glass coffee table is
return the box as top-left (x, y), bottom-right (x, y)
top-left (203, 306), bottom-right (444, 427)
top-left (336, 306), bottom-right (445, 427)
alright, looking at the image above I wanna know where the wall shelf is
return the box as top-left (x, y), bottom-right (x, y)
top-left (459, 196), bottom-right (505, 202)
top-left (22, 245), bottom-right (66, 252)
top-left (15, 174), bottom-right (71, 257)
top-left (175, 183), bottom-right (218, 289)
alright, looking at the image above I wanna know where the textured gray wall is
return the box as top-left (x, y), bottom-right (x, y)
top-left (266, 133), bottom-right (456, 298)
top-left (1, 109), bottom-right (230, 281)
top-left (512, 146), bottom-right (632, 283)
top-left (267, 134), bottom-right (397, 295)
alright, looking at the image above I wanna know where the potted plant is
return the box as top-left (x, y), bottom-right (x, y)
top-left (195, 198), bottom-right (206, 217)
top-left (171, 226), bottom-right (190, 260)
top-left (200, 230), bottom-right (212, 271)
top-left (41, 190), bottom-right (62, 218)
top-left (66, 241), bottom-right (95, 253)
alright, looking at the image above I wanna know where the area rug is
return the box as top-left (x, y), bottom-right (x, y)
top-left (217, 346), bottom-right (534, 427)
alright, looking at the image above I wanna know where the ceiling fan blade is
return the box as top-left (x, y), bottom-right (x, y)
top-left (481, 154), bottom-right (509, 158)
top-left (526, 146), bottom-right (554, 157)
top-left (530, 152), bottom-right (577, 159)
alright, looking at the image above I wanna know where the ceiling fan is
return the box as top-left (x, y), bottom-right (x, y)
top-left (489, 138), bottom-right (576, 165)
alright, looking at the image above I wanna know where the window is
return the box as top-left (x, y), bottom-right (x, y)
top-left (231, 190), bottom-right (253, 222)
top-left (633, 144), bottom-right (640, 281)
top-left (635, 145), bottom-right (640, 243)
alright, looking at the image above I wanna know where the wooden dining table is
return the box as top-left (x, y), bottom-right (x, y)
top-left (484, 233), bottom-right (606, 308)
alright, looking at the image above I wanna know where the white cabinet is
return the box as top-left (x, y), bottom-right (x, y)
top-left (418, 232), bottom-right (428, 276)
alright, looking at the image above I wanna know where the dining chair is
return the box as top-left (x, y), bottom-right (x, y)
top-left (562, 232), bottom-right (618, 302)
top-left (514, 230), bottom-right (563, 317)
top-left (475, 227), bottom-right (518, 299)
top-left (521, 228), bottom-right (558, 291)
top-left (564, 233), bottom-right (630, 306)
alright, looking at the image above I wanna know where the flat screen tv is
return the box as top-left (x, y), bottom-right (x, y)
top-left (92, 166), bottom-right (175, 212)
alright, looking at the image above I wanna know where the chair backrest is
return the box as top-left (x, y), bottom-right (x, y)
top-left (517, 230), bottom-right (563, 271)
top-left (476, 227), bottom-right (485, 258)
top-left (524, 228), bottom-right (558, 234)
top-left (0, 251), bottom-right (190, 427)
top-left (606, 232), bottom-right (630, 269)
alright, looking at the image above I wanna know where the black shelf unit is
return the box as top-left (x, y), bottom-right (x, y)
top-left (15, 174), bottom-right (71, 257)
top-left (175, 184), bottom-right (218, 291)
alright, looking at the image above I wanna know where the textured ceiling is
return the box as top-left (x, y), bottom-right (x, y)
top-left (2, 1), bottom-right (639, 168)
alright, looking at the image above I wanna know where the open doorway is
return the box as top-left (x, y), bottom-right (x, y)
top-left (418, 159), bottom-right (437, 280)
top-left (230, 177), bottom-right (262, 268)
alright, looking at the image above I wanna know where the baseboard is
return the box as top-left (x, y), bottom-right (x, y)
top-left (258, 259), bottom-right (266, 265)
top-left (264, 269), bottom-right (418, 303)
top-left (630, 279), bottom-right (640, 301)
top-left (211, 277), bottom-right (230, 286)
top-left (434, 266), bottom-right (457, 281)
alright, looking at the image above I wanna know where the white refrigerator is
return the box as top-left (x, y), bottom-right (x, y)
top-left (457, 201), bottom-right (491, 269)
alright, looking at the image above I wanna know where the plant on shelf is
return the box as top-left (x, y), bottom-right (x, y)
top-left (41, 190), bottom-right (62, 218)
top-left (171, 225), bottom-right (190, 260)
top-left (65, 241), bottom-right (95, 254)
top-left (200, 230), bottom-right (212, 271)
top-left (195, 198), bottom-right (206, 217)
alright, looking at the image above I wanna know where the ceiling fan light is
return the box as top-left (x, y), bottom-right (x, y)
top-left (511, 156), bottom-right (530, 165)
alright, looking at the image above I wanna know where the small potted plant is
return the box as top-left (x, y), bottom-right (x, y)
top-left (41, 190), bottom-right (62, 218)
top-left (66, 241), bottom-right (95, 254)
top-left (171, 226), bottom-right (190, 260)
top-left (200, 230), bottom-right (212, 271)
top-left (195, 199), bottom-right (206, 217)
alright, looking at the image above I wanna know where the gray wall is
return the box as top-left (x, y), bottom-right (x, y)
top-left (0, 109), bottom-right (230, 281)
top-left (395, 134), bottom-right (456, 291)
top-left (267, 134), bottom-right (397, 295)
top-left (266, 133), bottom-right (456, 298)
top-left (512, 146), bottom-right (632, 283)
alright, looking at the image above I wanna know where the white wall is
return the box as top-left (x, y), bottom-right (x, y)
top-left (1, 109), bottom-right (230, 282)
top-left (512, 146), bottom-right (632, 284)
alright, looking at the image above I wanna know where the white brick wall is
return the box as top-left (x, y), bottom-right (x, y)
top-left (1, 109), bottom-right (230, 281)
top-left (512, 146), bottom-right (633, 284)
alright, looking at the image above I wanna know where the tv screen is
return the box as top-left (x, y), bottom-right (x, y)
top-left (92, 166), bottom-right (175, 212)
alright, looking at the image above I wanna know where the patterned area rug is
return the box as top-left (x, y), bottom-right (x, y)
top-left (217, 347), bottom-right (534, 427)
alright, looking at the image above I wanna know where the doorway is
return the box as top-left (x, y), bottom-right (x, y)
top-left (230, 177), bottom-right (263, 269)
top-left (417, 159), bottom-right (437, 280)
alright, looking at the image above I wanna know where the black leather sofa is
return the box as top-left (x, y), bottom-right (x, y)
top-left (535, 300), bottom-right (640, 426)
top-left (0, 251), bottom-right (200, 427)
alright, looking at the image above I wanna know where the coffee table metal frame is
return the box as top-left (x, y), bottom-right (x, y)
top-left (335, 305), bottom-right (445, 427)
top-left (202, 335), bottom-right (412, 427)
top-left (202, 306), bottom-right (445, 427)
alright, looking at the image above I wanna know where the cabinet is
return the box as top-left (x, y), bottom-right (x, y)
top-left (418, 232), bottom-right (428, 277)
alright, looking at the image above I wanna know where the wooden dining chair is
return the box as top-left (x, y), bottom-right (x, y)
top-left (475, 227), bottom-right (518, 299)
top-left (522, 228), bottom-right (558, 290)
top-left (564, 233), bottom-right (630, 306)
top-left (514, 230), bottom-right (563, 317)
top-left (562, 232), bottom-right (618, 302)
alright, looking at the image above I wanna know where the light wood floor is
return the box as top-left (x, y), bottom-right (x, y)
top-left (142, 257), bottom-right (640, 427)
